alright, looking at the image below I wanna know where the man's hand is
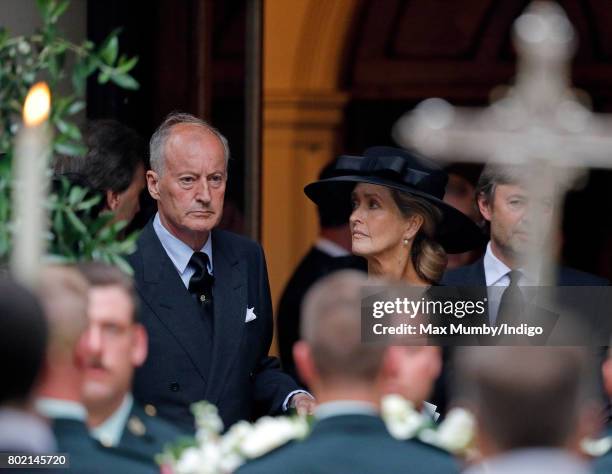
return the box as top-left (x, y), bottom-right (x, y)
top-left (291, 393), bottom-right (316, 416)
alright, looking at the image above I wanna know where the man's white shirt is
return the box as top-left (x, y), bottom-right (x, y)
top-left (89, 394), bottom-right (133, 448)
top-left (483, 242), bottom-right (536, 325)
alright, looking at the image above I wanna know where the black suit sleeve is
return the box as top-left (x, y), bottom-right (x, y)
top-left (251, 244), bottom-right (302, 415)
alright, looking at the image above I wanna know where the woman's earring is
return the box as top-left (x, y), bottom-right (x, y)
top-left (403, 238), bottom-right (409, 246)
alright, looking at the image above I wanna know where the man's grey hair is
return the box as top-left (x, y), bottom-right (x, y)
top-left (453, 346), bottom-right (598, 451)
top-left (300, 270), bottom-right (387, 383)
top-left (149, 112), bottom-right (230, 175)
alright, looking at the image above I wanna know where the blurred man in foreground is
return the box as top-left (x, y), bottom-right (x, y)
top-left (456, 346), bottom-right (599, 474)
top-left (238, 271), bottom-right (458, 474)
top-left (0, 278), bottom-right (53, 453)
top-left (382, 345), bottom-right (442, 421)
top-left (35, 265), bottom-right (153, 474)
top-left (78, 262), bottom-right (183, 468)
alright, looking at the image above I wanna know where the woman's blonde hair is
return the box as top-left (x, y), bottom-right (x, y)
top-left (390, 189), bottom-right (447, 284)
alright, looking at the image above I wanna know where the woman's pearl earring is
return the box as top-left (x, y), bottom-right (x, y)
top-left (403, 238), bottom-right (409, 246)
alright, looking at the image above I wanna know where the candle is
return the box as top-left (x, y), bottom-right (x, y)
top-left (10, 82), bottom-right (52, 288)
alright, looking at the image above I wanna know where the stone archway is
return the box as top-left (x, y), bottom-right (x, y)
top-left (262, 0), bottom-right (360, 311)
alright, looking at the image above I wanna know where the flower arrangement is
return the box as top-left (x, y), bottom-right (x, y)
top-left (157, 402), bottom-right (309, 474)
top-left (159, 395), bottom-right (476, 474)
top-left (381, 394), bottom-right (476, 455)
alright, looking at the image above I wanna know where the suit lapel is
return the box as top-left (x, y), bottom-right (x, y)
top-left (470, 258), bottom-right (487, 286)
top-left (457, 259), bottom-right (491, 344)
top-left (204, 230), bottom-right (247, 405)
top-left (138, 224), bottom-right (211, 382)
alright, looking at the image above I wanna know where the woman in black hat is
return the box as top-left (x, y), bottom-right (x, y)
top-left (304, 146), bottom-right (483, 285)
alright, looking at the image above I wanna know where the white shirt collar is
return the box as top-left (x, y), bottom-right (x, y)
top-left (484, 242), bottom-right (538, 286)
top-left (314, 400), bottom-right (378, 420)
top-left (36, 398), bottom-right (87, 422)
top-left (315, 238), bottom-right (350, 258)
top-left (484, 242), bottom-right (512, 286)
top-left (89, 394), bottom-right (133, 448)
top-left (153, 213), bottom-right (213, 275)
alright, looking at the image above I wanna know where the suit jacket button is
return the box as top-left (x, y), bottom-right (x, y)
top-left (169, 382), bottom-right (180, 392)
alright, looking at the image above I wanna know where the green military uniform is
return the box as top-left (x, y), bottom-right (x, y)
top-left (237, 414), bottom-right (459, 474)
top-left (51, 417), bottom-right (156, 474)
top-left (98, 402), bottom-right (185, 467)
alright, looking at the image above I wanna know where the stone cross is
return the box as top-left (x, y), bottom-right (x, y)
top-left (394, 1), bottom-right (612, 285)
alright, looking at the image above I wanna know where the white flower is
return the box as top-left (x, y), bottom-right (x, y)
top-left (240, 416), bottom-right (303, 459)
top-left (421, 407), bottom-right (475, 454)
top-left (290, 417), bottom-right (310, 439)
top-left (201, 444), bottom-right (222, 472)
top-left (162, 402), bottom-right (312, 474)
top-left (218, 452), bottom-right (244, 474)
top-left (221, 420), bottom-right (253, 453)
top-left (382, 394), bottom-right (414, 418)
top-left (582, 436), bottom-right (612, 457)
top-left (382, 394), bottom-right (427, 440)
top-left (192, 402), bottom-right (224, 441)
top-left (175, 447), bottom-right (205, 474)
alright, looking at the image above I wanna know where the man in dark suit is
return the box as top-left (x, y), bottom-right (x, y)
top-left (77, 262), bottom-right (184, 468)
top-left (129, 112), bottom-right (313, 432)
top-left (442, 163), bottom-right (608, 323)
top-left (277, 158), bottom-right (366, 385)
top-left (35, 265), bottom-right (154, 474)
top-left (238, 271), bottom-right (459, 474)
top-left (441, 162), bottom-right (607, 345)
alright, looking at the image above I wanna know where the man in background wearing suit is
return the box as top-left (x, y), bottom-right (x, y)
top-left (129, 112), bottom-right (313, 432)
top-left (277, 158), bottom-right (366, 386)
top-left (54, 119), bottom-right (147, 227)
top-left (443, 163), bottom-right (607, 325)
top-left (457, 346), bottom-right (597, 474)
top-left (440, 163), bottom-right (608, 412)
top-left (238, 271), bottom-right (458, 474)
top-left (78, 262), bottom-right (183, 469)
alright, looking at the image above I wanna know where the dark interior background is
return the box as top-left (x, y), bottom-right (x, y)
top-left (86, 0), bottom-right (612, 279)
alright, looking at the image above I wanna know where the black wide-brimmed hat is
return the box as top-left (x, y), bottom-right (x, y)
top-left (304, 146), bottom-right (485, 254)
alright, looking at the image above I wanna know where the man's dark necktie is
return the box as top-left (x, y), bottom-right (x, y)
top-left (496, 270), bottom-right (525, 326)
top-left (188, 252), bottom-right (214, 308)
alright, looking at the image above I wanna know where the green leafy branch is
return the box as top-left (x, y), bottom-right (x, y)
top-left (0, 0), bottom-right (140, 270)
top-left (47, 177), bottom-right (137, 275)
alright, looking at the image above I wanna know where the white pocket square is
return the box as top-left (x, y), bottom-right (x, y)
top-left (245, 306), bottom-right (257, 323)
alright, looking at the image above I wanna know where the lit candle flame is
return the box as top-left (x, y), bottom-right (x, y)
top-left (23, 82), bottom-right (51, 126)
